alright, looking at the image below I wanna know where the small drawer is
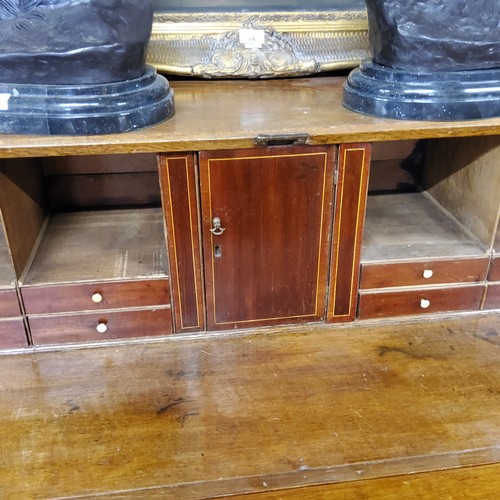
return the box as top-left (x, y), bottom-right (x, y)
top-left (22, 279), bottom-right (170, 315)
top-left (360, 258), bottom-right (489, 290)
top-left (29, 307), bottom-right (173, 345)
top-left (489, 257), bottom-right (500, 282)
top-left (358, 284), bottom-right (483, 320)
top-left (0, 289), bottom-right (21, 318)
top-left (484, 283), bottom-right (500, 310)
top-left (0, 318), bottom-right (28, 348)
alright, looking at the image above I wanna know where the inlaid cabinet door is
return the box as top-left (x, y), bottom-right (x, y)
top-left (199, 146), bottom-right (336, 330)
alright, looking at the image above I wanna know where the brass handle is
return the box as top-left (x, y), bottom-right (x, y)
top-left (210, 217), bottom-right (225, 236)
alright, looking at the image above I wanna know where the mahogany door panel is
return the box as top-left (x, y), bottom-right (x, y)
top-left (484, 283), bottom-right (500, 310)
top-left (0, 318), bottom-right (28, 348)
top-left (361, 257), bottom-right (489, 290)
top-left (199, 146), bottom-right (335, 330)
top-left (328, 143), bottom-right (371, 322)
top-left (0, 289), bottom-right (20, 318)
top-left (21, 279), bottom-right (170, 315)
top-left (29, 307), bottom-right (173, 345)
top-left (358, 285), bottom-right (483, 320)
top-left (159, 154), bottom-right (205, 333)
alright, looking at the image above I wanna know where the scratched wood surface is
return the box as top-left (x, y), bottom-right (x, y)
top-left (224, 463), bottom-right (500, 499)
top-left (0, 313), bottom-right (499, 498)
top-left (0, 78), bottom-right (500, 159)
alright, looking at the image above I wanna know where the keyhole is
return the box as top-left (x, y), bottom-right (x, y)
top-left (214, 244), bottom-right (222, 258)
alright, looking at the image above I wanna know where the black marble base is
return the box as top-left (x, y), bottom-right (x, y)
top-left (0, 66), bottom-right (174, 135)
top-left (343, 61), bottom-right (500, 121)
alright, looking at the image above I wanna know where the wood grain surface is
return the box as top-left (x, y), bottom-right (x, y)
top-left (424, 136), bottom-right (500, 250)
top-left (0, 78), bottom-right (500, 159)
top-left (0, 318), bottom-right (27, 348)
top-left (328, 143), bottom-right (371, 322)
top-left (29, 307), bottom-right (173, 345)
top-left (199, 146), bottom-right (335, 330)
top-left (21, 279), bottom-right (170, 315)
top-left (362, 192), bottom-right (486, 262)
top-left (358, 284), bottom-right (483, 320)
top-left (159, 154), bottom-right (205, 333)
top-left (0, 313), bottom-right (499, 498)
top-left (484, 283), bottom-right (500, 310)
top-left (490, 256), bottom-right (500, 282)
top-left (0, 288), bottom-right (20, 318)
top-left (0, 159), bottom-right (47, 278)
top-left (0, 219), bottom-right (15, 286)
top-left (22, 208), bottom-right (168, 285)
top-left (360, 257), bottom-right (489, 290)
top-left (224, 463), bottom-right (500, 499)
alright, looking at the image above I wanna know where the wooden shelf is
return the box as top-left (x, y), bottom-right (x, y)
top-left (361, 192), bottom-right (486, 263)
top-left (22, 207), bottom-right (168, 286)
top-left (1, 78), bottom-right (500, 159)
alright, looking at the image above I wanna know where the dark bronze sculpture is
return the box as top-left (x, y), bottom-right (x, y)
top-left (344, 0), bottom-right (500, 121)
top-left (0, 0), bottom-right (153, 84)
top-left (0, 0), bottom-right (174, 134)
top-left (366, 0), bottom-right (500, 72)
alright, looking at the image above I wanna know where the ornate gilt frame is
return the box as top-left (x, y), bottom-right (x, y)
top-left (148, 10), bottom-right (369, 78)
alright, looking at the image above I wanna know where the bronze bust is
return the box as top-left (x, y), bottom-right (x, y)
top-left (0, 0), bottom-right (174, 134)
top-left (343, 0), bottom-right (500, 121)
top-left (366, 0), bottom-right (500, 72)
top-left (0, 0), bottom-right (154, 84)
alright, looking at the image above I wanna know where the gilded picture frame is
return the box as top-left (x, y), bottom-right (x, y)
top-left (148, 3), bottom-right (369, 79)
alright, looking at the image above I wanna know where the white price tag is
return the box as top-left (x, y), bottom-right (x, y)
top-left (239, 28), bottom-right (265, 49)
top-left (0, 93), bottom-right (11, 111)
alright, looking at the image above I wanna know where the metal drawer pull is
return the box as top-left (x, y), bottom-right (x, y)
top-left (422, 269), bottom-right (433, 279)
top-left (96, 321), bottom-right (108, 334)
top-left (92, 292), bottom-right (103, 303)
top-left (210, 217), bottom-right (225, 236)
top-left (420, 299), bottom-right (431, 309)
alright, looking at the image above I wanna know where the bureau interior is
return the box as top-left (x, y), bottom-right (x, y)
top-left (0, 154), bottom-right (168, 286)
top-left (362, 136), bottom-right (500, 264)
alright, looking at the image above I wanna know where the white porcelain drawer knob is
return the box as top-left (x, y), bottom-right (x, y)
top-left (96, 321), bottom-right (108, 334)
top-left (422, 269), bottom-right (433, 279)
top-left (92, 292), bottom-right (103, 303)
top-left (420, 298), bottom-right (431, 309)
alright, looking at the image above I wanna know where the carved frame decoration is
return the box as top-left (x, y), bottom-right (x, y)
top-left (148, 11), bottom-right (369, 78)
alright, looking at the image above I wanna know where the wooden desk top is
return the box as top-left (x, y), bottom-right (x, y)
top-left (1, 77), bottom-right (500, 158)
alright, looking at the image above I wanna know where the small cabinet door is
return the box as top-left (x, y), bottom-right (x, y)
top-left (199, 146), bottom-right (335, 330)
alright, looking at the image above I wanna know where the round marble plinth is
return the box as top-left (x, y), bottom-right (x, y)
top-left (0, 66), bottom-right (174, 135)
top-left (343, 61), bottom-right (500, 121)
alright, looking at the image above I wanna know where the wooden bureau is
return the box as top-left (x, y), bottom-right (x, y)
top-left (0, 77), bottom-right (499, 350)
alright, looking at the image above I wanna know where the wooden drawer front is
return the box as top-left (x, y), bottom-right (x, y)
top-left (22, 279), bottom-right (170, 315)
top-left (358, 285), bottom-right (483, 320)
top-left (0, 318), bottom-right (28, 348)
top-left (489, 257), bottom-right (500, 282)
top-left (29, 307), bottom-right (173, 345)
top-left (360, 258), bottom-right (489, 290)
top-left (0, 289), bottom-right (20, 318)
top-left (484, 283), bottom-right (500, 310)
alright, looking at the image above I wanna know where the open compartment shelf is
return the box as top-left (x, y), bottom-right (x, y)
top-left (362, 191), bottom-right (486, 263)
top-left (21, 207), bottom-right (167, 286)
